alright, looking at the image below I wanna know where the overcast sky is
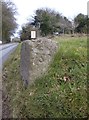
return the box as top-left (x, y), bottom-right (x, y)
top-left (11, 0), bottom-right (88, 36)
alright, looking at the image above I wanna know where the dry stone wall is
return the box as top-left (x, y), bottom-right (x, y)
top-left (20, 38), bottom-right (58, 87)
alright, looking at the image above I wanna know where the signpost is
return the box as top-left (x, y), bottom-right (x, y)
top-left (31, 31), bottom-right (36, 39)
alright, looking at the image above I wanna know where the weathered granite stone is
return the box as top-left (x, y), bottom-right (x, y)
top-left (20, 38), bottom-right (58, 87)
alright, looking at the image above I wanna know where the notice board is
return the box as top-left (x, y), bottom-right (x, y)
top-left (31, 31), bottom-right (36, 39)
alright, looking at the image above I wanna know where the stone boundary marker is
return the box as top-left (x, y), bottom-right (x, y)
top-left (20, 38), bottom-right (58, 87)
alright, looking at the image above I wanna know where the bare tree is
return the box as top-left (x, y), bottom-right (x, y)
top-left (2, 0), bottom-right (18, 43)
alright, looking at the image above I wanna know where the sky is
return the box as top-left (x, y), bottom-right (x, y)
top-left (11, 0), bottom-right (88, 36)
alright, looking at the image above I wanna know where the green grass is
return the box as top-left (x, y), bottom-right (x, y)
top-left (3, 36), bottom-right (88, 118)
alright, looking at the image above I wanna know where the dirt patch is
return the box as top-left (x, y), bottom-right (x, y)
top-left (2, 69), bottom-right (12, 118)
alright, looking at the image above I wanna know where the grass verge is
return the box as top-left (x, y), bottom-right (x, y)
top-left (3, 37), bottom-right (88, 118)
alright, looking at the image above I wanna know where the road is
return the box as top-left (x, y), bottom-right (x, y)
top-left (0, 43), bottom-right (19, 69)
top-left (0, 43), bottom-right (19, 118)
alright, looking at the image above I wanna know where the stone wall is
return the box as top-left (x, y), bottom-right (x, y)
top-left (20, 38), bottom-right (58, 87)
